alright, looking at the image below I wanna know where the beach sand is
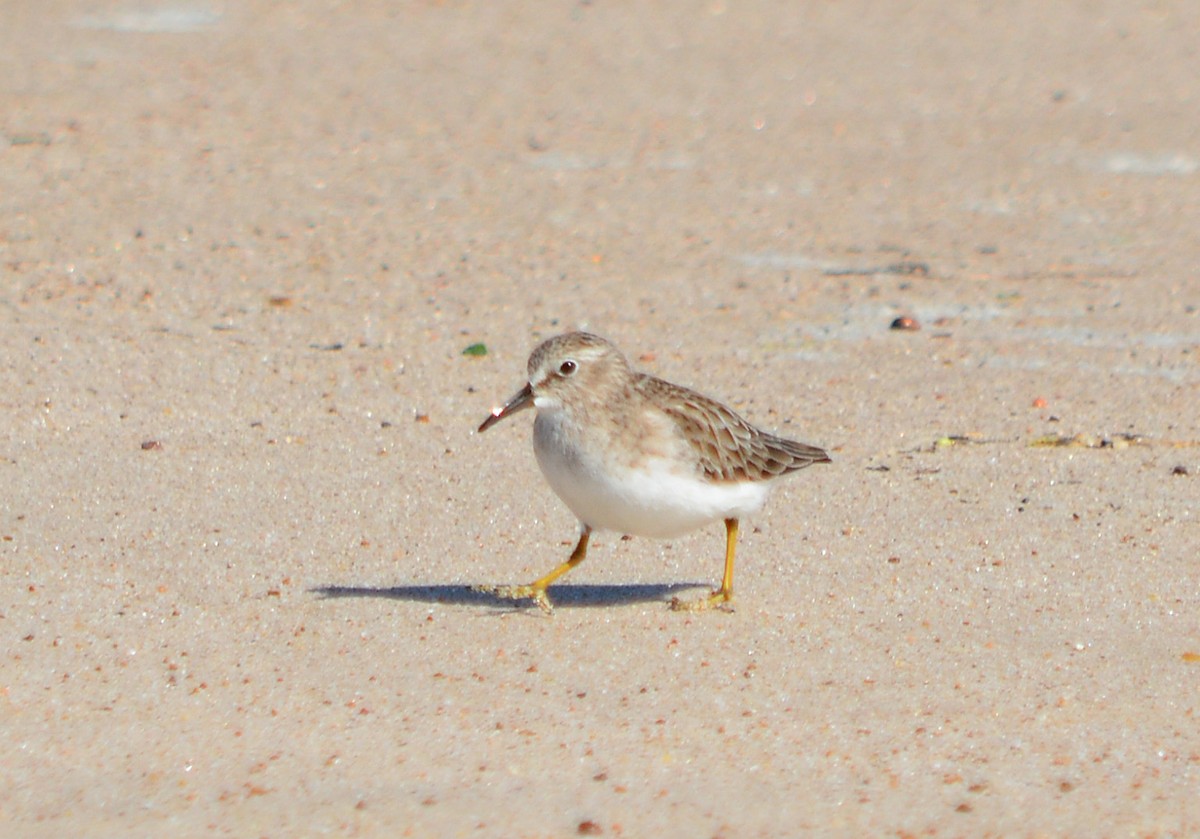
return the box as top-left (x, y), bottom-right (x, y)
top-left (2, 2), bottom-right (1198, 835)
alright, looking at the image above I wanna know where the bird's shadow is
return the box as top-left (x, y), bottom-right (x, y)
top-left (311, 582), bottom-right (707, 610)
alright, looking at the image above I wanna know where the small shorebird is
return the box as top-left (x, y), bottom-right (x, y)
top-left (476, 332), bottom-right (829, 612)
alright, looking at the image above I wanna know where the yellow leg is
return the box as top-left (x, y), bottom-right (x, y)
top-left (670, 518), bottom-right (738, 612)
top-left (475, 527), bottom-right (591, 612)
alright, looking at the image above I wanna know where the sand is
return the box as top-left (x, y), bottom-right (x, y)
top-left (2, 2), bottom-right (1198, 836)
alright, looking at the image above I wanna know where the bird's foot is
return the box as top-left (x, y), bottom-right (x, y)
top-left (669, 589), bottom-right (734, 613)
top-left (472, 583), bottom-right (555, 613)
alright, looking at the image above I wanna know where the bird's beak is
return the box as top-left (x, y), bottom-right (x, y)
top-left (478, 383), bottom-right (534, 432)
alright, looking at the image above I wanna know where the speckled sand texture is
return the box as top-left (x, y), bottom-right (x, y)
top-left (2, 2), bottom-right (1199, 836)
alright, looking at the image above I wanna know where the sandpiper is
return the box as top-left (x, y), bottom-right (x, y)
top-left (476, 331), bottom-right (829, 611)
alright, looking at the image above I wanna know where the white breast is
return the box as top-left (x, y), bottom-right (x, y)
top-left (532, 408), bottom-right (771, 539)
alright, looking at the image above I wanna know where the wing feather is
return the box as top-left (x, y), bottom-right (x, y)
top-left (635, 374), bottom-right (830, 483)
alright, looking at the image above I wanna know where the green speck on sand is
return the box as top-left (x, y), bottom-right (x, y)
top-left (462, 342), bottom-right (488, 357)
top-left (9, 132), bottom-right (51, 146)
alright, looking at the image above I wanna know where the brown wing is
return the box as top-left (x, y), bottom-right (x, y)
top-left (635, 374), bottom-right (830, 483)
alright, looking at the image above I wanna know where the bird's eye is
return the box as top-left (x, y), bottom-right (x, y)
top-left (558, 360), bottom-right (578, 376)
